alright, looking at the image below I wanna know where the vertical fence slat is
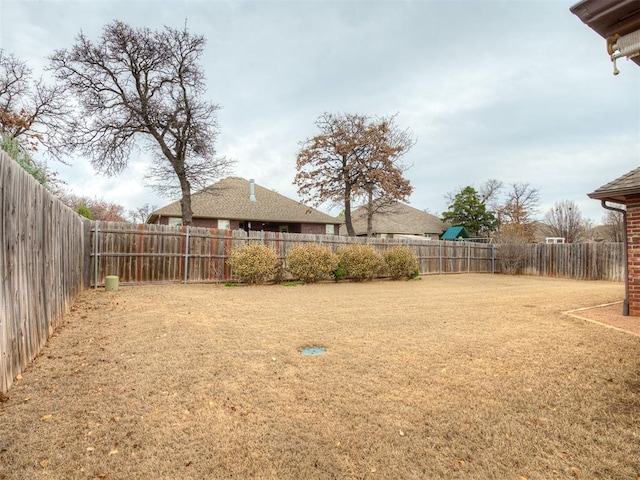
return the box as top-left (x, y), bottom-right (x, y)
top-left (1, 151), bottom-right (87, 394)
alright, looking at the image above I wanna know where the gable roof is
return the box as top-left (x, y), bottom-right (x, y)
top-left (441, 226), bottom-right (470, 240)
top-left (341, 201), bottom-right (448, 236)
top-left (148, 177), bottom-right (339, 224)
top-left (588, 167), bottom-right (640, 204)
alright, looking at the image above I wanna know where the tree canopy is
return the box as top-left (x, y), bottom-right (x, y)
top-left (0, 49), bottom-right (65, 188)
top-left (441, 186), bottom-right (498, 236)
top-left (294, 112), bottom-right (414, 236)
top-left (542, 200), bottom-right (591, 243)
top-left (49, 21), bottom-right (234, 225)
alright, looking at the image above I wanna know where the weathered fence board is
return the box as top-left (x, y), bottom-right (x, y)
top-left (1, 151), bottom-right (90, 393)
top-left (520, 242), bottom-right (624, 281)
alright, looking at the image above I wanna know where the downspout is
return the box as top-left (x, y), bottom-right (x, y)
top-left (601, 200), bottom-right (628, 316)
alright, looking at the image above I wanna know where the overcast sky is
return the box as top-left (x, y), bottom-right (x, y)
top-left (1, 0), bottom-right (638, 222)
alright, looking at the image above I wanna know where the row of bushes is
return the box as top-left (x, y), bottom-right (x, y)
top-left (228, 243), bottom-right (419, 285)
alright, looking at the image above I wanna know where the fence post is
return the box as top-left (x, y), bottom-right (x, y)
top-left (491, 244), bottom-right (496, 273)
top-left (93, 222), bottom-right (99, 288)
top-left (184, 226), bottom-right (190, 284)
top-left (439, 241), bottom-right (443, 274)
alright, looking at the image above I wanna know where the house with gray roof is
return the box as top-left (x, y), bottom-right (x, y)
top-left (339, 201), bottom-right (449, 239)
top-left (148, 177), bottom-right (341, 235)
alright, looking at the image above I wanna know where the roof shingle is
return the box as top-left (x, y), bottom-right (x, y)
top-left (340, 201), bottom-right (448, 236)
top-left (149, 177), bottom-right (339, 224)
top-left (588, 167), bottom-right (640, 203)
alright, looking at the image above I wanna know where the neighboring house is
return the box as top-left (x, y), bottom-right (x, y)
top-left (339, 201), bottom-right (449, 239)
top-left (588, 167), bottom-right (640, 316)
top-left (148, 177), bottom-right (341, 235)
top-left (441, 226), bottom-right (470, 241)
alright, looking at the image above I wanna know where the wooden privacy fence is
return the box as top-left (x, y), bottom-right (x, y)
top-left (520, 242), bottom-right (624, 281)
top-left (89, 222), bottom-right (497, 285)
top-left (89, 222), bottom-right (626, 286)
top-left (1, 151), bottom-right (90, 393)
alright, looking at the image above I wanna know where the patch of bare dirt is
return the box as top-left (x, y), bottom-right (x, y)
top-left (0, 275), bottom-right (638, 480)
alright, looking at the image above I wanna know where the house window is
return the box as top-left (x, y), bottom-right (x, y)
top-left (325, 224), bottom-right (335, 235)
top-left (168, 217), bottom-right (182, 226)
top-left (218, 219), bottom-right (231, 230)
top-left (279, 225), bottom-right (289, 233)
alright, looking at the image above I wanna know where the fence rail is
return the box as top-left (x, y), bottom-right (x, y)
top-left (1, 151), bottom-right (90, 393)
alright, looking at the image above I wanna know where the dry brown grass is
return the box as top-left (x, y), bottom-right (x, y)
top-left (1, 274), bottom-right (638, 480)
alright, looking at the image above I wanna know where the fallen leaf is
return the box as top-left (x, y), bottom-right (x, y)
top-left (109, 448), bottom-right (118, 456)
top-left (571, 466), bottom-right (581, 477)
top-left (519, 476), bottom-right (527, 480)
top-left (87, 447), bottom-right (95, 452)
top-left (23, 397), bottom-right (31, 402)
top-left (97, 473), bottom-right (109, 479)
top-left (399, 430), bottom-right (405, 436)
top-left (370, 467), bottom-right (377, 473)
top-left (40, 459), bottom-right (49, 468)
top-left (41, 414), bottom-right (52, 421)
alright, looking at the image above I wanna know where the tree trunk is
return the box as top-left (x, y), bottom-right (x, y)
top-left (344, 183), bottom-right (355, 236)
top-left (366, 189), bottom-right (373, 237)
top-left (177, 174), bottom-right (193, 226)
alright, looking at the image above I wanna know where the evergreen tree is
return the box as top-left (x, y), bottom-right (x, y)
top-left (441, 186), bottom-right (498, 236)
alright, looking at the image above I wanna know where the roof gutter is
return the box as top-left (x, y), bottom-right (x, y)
top-left (600, 200), bottom-right (628, 316)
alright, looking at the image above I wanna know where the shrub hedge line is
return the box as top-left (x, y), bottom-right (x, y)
top-left (228, 242), bottom-right (419, 285)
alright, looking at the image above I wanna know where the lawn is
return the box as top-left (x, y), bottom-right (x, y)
top-left (0, 274), bottom-right (638, 479)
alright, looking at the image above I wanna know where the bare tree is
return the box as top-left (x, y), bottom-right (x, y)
top-left (495, 229), bottom-right (528, 274)
top-left (0, 49), bottom-right (68, 154)
top-left (127, 203), bottom-right (158, 224)
top-left (497, 182), bottom-right (540, 241)
top-left (542, 200), bottom-right (590, 243)
top-left (49, 21), bottom-right (234, 225)
top-left (601, 208), bottom-right (625, 242)
top-left (294, 112), bottom-right (414, 236)
top-left (478, 178), bottom-right (503, 211)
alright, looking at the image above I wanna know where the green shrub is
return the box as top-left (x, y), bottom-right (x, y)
top-left (383, 245), bottom-right (419, 280)
top-left (285, 244), bottom-right (339, 283)
top-left (228, 243), bottom-right (280, 285)
top-left (331, 263), bottom-right (347, 282)
top-left (336, 243), bottom-right (384, 282)
top-left (76, 205), bottom-right (93, 220)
